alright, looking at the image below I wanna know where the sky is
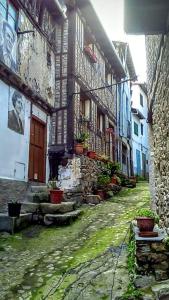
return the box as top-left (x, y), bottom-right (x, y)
top-left (91, 0), bottom-right (147, 82)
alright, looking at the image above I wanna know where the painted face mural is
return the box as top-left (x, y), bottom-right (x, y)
top-left (8, 88), bottom-right (25, 135)
top-left (0, 17), bottom-right (17, 72)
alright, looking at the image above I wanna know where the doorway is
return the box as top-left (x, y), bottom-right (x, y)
top-left (28, 116), bottom-right (46, 182)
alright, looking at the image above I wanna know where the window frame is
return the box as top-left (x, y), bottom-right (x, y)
top-left (140, 93), bottom-right (143, 107)
top-left (0, 0), bottom-right (19, 31)
top-left (141, 123), bottom-right (143, 136)
top-left (97, 108), bottom-right (105, 133)
top-left (134, 121), bottom-right (139, 136)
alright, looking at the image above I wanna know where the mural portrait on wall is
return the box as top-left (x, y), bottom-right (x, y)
top-left (0, 17), bottom-right (17, 72)
top-left (8, 89), bottom-right (25, 135)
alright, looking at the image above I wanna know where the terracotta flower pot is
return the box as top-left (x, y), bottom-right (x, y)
top-left (111, 177), bottom-right (117, 184)
top-left (136, 217), bottom-right (155, 232)
top-left (96, 190), bottom-right (106, 200)
top-left (50, 190), bottom-right (63, 204)
top-left (83, 148), bottom-right (88, 155)
top-left (75, 143), bottom-right (84, 155)
top-left (87, 151), bottom-right (96, 159)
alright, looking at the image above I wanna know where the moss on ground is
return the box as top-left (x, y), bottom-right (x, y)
top-left (0, 182), bottom-right (150, 300)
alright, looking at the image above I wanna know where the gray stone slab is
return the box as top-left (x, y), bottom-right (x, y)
top-left (21, 203), bottom-right (40, 213)
top-left (44, 210), bottom-right (82, 225)
top-left (40, 202), bottom-right (75, 214)
top-left (133, 224), bottom-right (166, 242)
top-left (31, 186), bottom-right (48, 193)
top-left (0, 213), bottom-right (32, 234)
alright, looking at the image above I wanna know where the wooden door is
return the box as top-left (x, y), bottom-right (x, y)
top-left (28, 117), bottom-right (46, 182)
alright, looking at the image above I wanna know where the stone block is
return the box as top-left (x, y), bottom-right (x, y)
top-left (32, 192), bottom-right (50, 203)
top-left (21, 203), bottom-right (40, 213)
top-left (134, 275), bottom-right (155, 288)
top-left (151, 242), bottom-right (167, 252)
top-left (44, 209), bottom-right (82, 225)
top-left (154, 270), bottom-right (169, 281)
top-left (85, 195), bottom-right (101, 205)
top-left (31, 186), bottom-right (48, 193)
top-left (40, 202), bottom-right (75, 214)
top-left (0, 213), bottom-right (32, 234)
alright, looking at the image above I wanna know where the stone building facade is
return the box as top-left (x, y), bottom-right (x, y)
top-left (124, 0), bottom-right (169, 228)
top-left (146, 34), bottom-right (169, 227)
top-left (0, 0), bottom-right (66, 210)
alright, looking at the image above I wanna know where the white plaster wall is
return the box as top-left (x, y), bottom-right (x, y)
top-left (132, 84), bottom-right (149, 150)
top-left (0, 80), bottom-right (50, 182)
top-left (0, 80), bottom-right (30, 181)
top-left (58, 157), bottom-right (81, 190)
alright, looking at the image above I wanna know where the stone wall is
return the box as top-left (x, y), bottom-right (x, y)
top-left (0, 179), bottom-right (28, 212)
top-left (146, 34), bottom-right (169, 227)
top-left (58, 155), bottom-right (109, 203)
top-left (132, 223), bottom-right (169, 282)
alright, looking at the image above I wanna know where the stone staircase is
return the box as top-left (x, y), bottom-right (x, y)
top-left (22, 184), bottom-right (82, 225)
top-left (0, 184), bottom-right (82, 234)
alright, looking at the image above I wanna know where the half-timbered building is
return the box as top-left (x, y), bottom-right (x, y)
top-left (49, 0), bottom-right (126, 178)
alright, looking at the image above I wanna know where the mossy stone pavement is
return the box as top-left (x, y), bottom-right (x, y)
top-left (0, 182), bottom-right (150, 300)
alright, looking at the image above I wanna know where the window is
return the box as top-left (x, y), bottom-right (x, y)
top-left (140, 93), bottom-right (143, 107)
top-left (97, 109), bottom-right (105, 133)
top-left (126, 96), bottom-right (129, 120)
top-left (134, 122), bottom-right (138, 136)
top-left (80, 91), bottom-right (91, 121)
top-left (141, 123), bottom-right (143, 135)
top-left (122, 144), bottom-right (127, 165)
top-left (0, 0), bottom-right (18, 30)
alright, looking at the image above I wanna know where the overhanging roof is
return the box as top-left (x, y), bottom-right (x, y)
top-left (46, 0), bottom-right (67, 19)
top-left (131, 108), bottom-right (145, 120)
top-left (124, 0), bottom-right (169, 35)
top-left (113, 41), bottom-right (136, 79)
top-left (76, 0), bottom-right (126, 78)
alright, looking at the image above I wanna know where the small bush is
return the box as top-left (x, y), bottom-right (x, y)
top-left (136, 208), bottom-right (159, 224)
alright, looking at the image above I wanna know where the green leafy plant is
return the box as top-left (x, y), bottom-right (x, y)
top-left (48, 178), bottom-right (59, 190)
top-left (120, 232), bottom-right (143, 300)
top-left (136, 208), bottom-right (159, 224)
top-left (164, 237), bottom-right (169, 249)
top-left (136, 175), bottom-right (146, 182)
top-left (74, 132), bottom-right (89, 143)
top-left (110, 162), bottom-right (121, 175)
top-left (97, 174), bottom-right (111, 188)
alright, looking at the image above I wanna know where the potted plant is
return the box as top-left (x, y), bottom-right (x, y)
top-left (87, 150), bottom-right (96, 159)
top-left (136, 208), bottom-right (159, 234)
top-left (48, 179), bottom-right (64, 204)
top-left (8, 200), bottom-right (21, 217)
top-left (74, 132), bottom-right (89, 155)
top-left (83, 143), bottom-right (89, 155)
top-left (96, 174), bottom-right (111, 200)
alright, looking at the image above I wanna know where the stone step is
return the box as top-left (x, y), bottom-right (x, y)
top-left (40, 202), bottom-right (76, 214)
top-left (0, 213), bottom-right (32, 234)
top-left (21, 202), bottom-right (40, 213)
top-left (21, 202), bottom-right (76, 214)
top-left (30, 185), bottom-right (48, 193)
top-left (26, 192), bottom-right (49, 203)
top-left (44, 209), bottom-right (82, 225)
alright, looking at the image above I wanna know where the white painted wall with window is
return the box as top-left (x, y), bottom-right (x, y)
top-left (131, 84), bottom-right (149, 177)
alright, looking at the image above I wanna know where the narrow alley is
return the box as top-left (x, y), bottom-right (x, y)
top-left (0, 182), bottom-right (150, 300)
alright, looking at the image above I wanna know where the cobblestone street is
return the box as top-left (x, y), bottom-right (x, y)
top-left (0, 182), bottom-right (150, 300)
